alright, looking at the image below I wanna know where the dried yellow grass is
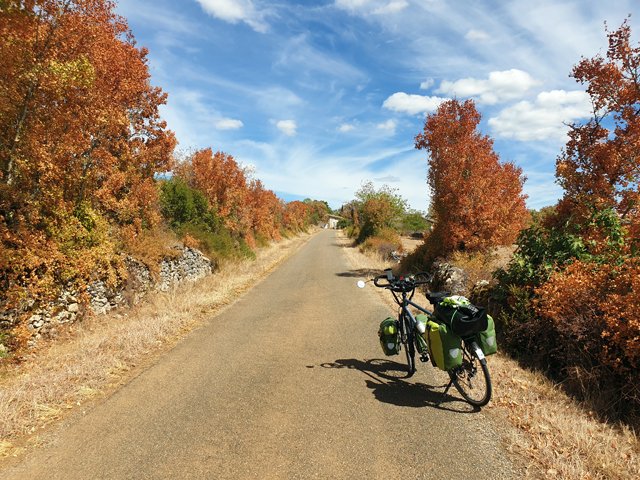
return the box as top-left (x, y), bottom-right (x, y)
top-left (0, 231), bottom-right (314, 452)
top-left (339, 231), bottom-right (640, 480)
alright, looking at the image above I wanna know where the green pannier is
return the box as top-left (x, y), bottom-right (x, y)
top-left (378, 317), bottom-right (400, 356)
top-left (424, 319), bottom-right (463, 371)
top-left (476, 314), bottom-right (497, 355)
top-left (414, 314), bottom-right (430, 354)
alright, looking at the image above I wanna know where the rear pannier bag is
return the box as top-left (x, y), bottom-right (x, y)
top-left (435, 295), bottom-right (488, 337)
top-left (424, 319), bottom-right (462, 371)
top-left (378, 317), bottom-right (400, 356)
top-left (476, 314), bottom-right (497, 356)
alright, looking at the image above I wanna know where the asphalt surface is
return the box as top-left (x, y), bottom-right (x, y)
top-left (3, 230), bottom-right (519, 479)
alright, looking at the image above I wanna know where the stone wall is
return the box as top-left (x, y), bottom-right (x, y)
top-left (1, 246), bottom-right (215, 347)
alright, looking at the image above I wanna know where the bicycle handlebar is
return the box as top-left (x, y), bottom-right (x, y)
top-left (373, 269), bottom-right (431, 293)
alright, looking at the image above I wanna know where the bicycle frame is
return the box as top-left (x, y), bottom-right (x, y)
top-left (391, 288), bottom-right (432, 330)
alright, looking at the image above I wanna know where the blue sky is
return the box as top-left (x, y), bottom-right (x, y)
top-left (116, 0), bottom-right (640, 212)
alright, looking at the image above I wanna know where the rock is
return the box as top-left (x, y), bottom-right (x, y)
top-left (430, 260), bottom-right (468, 296)
top-left (68, 303), bottom-right (80, 313)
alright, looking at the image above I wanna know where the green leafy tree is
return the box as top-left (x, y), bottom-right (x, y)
top-left (354, 181), bottom-right (407, 242)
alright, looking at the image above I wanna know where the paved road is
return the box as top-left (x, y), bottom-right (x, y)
top-left (4, 230), bottom-right (518, 479)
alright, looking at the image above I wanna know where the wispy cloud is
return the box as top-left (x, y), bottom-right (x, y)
top-left (195, 0), bottom-right (269, 32)
top-left (489, 90), bottom-right (592, 142)
top-left (373, 1), bottom-right (408, 15)
top-left (215, 118), bottom-right (244, 130)
top-left (339, 123), bottom-right (356, 132)
top-left (335, 0), bottom-right (408, 15)
top-left (383, 92), bottom-right (447, 115)
top-left (374, 175), bottom-right (401, 183)
top-left (436, 69), bottom-right (539, 105)
top-left (465, 29), bottom-right (490, 42)
top-left (274, 34), bottom-right (366, 85)
top-left (376, 119), bottom-right (397, 134)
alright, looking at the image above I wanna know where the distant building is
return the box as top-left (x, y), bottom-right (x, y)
top-left (326, 214), bottom-right (342, 229)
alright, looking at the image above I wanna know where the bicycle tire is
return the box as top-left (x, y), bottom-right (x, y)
top-left (449, 342), bottom-right (492, 406)
top-left (400, 314), bottom-right (416, 377)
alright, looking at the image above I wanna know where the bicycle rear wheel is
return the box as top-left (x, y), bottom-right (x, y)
top-left (449, 341), bottom-right (492, 406)
top-left (399, 315), bottom-right (416, 377)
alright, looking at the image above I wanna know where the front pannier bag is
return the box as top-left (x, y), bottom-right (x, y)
top-left (378, 317), bottom-right (400, 355)
top-left (435, 295), bottom-right (489, 337)
top-left (425, 319), bottom-right (462, 371)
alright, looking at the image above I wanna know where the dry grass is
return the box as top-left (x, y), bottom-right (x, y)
top-left (338, 231), bottom-right (640, 480)
top-left (488, 356), bottom-right (640, 479)
top-left (0, 231), bottom-right (315, 453)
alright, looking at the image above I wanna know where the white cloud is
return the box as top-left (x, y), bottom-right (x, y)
top-left (489, 90), bottom-right (592, 142)
top-left (382, 92), bottom-right (447, 115)
top-left (376, 119), bottom-right (397, 134)
top-left (373, 0), bottom-right (408, 15)
top-left (335, 0), bottom-right (408, 15)
top-left (276, 119), bottom-right (297, 136)
top-left (339, 123), bottom-right (356, 132)
top-left (215, 118), bottom-right (244, 130)
top-left (195, 0), bottom-right (268, 33)
top-left (465, 29), bottom-right (490, 42)
top-left (419, 78), bottom-right (435, 90)
top-left (437, 69), bottom-right (539, 105)
top-left (335, 0), bottom-right (374, 10)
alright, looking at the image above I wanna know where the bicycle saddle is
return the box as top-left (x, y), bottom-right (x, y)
top-left (425, 291), bottom-right (450, 304)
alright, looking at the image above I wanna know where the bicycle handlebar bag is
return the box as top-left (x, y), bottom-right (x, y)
top-left (435, 295), bottom-right (488, 338)
top-left (378, 317), bottom-right (400, 356)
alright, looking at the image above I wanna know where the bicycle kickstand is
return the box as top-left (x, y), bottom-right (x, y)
top-left (436, 377), bottom-right (456, 406)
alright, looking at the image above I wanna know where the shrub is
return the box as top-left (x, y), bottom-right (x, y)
top-left (532, 260), bottom-right (640, 421)
top-left (359, 228), bottom-right (402, 260)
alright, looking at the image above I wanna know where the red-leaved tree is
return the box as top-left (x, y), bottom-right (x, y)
top-left (415, 99), bottom-right (528, 258)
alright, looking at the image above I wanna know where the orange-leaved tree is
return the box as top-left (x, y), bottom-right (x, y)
top-left (555, 19), bottom-right (640, 246)
top-left (247, 179), bottom-right (283, 245)
top-left (0, 1), bottom-right (174, 314)
top-left (283, 201), bottom-right (310, 232)
top-left (523, 22), bottom-right (640, 416)
top-left (415, 99), bottom-right (528, 258)
top-left (177, 148), bottom-right (252, 239)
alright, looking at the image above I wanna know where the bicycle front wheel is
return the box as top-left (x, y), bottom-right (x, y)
top-left (400, 316), bottom-right (416, 377)
top-left (449, 342), bottom-right (492, 406)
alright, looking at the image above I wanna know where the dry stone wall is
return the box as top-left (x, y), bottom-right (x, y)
top-left (1, 246), bottom-right (214, 348)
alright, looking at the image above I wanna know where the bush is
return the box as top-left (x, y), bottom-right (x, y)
top-left (532, 260), bottom-right (640, 421)
top-left (158, 178), bottom-right (254, 261)
top-left (359, 228), bottom-right (402, 260)
top-left (492, 205), bottom-right (640, 423)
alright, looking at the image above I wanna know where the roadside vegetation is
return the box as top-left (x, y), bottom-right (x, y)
top-left (340, 19), bottom-right (640, 476)
top-left (339, 181), bottom-right (430, 260)
top-left (0, 1), bottom-right (329, 357)
top-left (397, 20), bottom-right (640, 431)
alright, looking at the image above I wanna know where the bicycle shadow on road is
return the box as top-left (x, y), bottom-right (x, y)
top-left (320, 358), bottom-right (478, 413)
